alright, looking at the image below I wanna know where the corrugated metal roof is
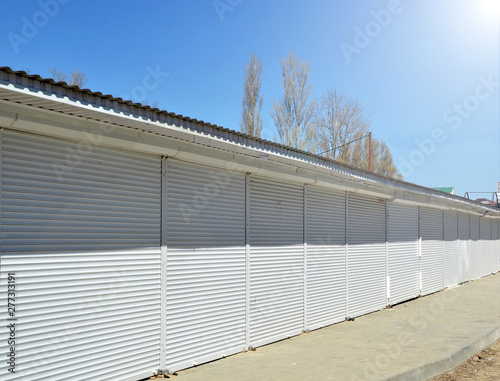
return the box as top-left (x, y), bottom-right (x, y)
top-left (0, 66), bottom-right (498, 215)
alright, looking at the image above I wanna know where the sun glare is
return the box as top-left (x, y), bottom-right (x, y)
top-left (476, 0), bottom-right (500, 23)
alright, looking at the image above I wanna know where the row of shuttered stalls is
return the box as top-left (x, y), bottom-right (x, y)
top-left (1, 129), bottom-right (500, 380)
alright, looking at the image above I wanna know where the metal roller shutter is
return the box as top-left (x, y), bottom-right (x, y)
top-left (420, 207), bottom-right (444, 295)
top-left (480, 217), bottom-right (492, 277)
top-left (492, 219), bottom-right (499, 273)
top-left (470, 215), bottom-right (481, 280)
top-left (387, 203), bottom-right (419, 305)
top-left (164, 160), bottom-right (246, 372)
top-left (347, 193), bottom-right (386, 318)
top-left (444, 210), bottom-right (459, 287)
top-left (458, 212), bottom-right (471, 283)
top-left (0, 130), bottom-right (161, 381)
top-left (305, 186), bottom-right (346, 330)
top-left (249, 177), bottom-right (303, 347)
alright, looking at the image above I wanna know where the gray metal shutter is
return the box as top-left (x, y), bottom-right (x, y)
top-left (0, 129), bottom-right (161, 381)
top-left (479, 217), bottom-right (492, 277)
top-left (305, 186), bottom-right (346, 330)
top-left (387, 203), bottom-right (419, 305)
top-left (458, 212), bottom-right (470, 283)
top-left (444, 210), bottom-right (459, 287)
top-left (420, 207), bottom-right (444, 295)
top-left (492, 219), bottom-right (499, 273)
top-left (347, 193), bottom-right (386, 317)
top-left (470, 215), bottom-right (481, 279)
top-left (249, 177), bottom-right (303, 347)
top-left (164, 160), bottom-right (246, 372)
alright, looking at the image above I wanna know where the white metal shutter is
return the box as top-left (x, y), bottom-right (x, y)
top-left (458, 212), bottom-right (470, 283)
top-left (305, 186), bottom-right (346, 330)
top-left (444, 210), bottom-right (459, 287)
top-left (480, 217), bottom-right (492, 277)
top-left (492, 219), bottom-right (499, 273)
top-left (164, 160), bottom-right (246, 372)
top-left (347, 193), bottom-right (386, 318)
top-left (249, 177), bottom-right (303, 347)
top-left (387, 203), bottom-right (419, 305)
top-left (420, 207), bottom-right (444, 296)
top-left (470, 215), bottom-right (481, 280)
top-left (0, 130), bottom-right (161, 381)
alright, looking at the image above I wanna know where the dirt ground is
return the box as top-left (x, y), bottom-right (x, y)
top-left (432, 340), bottom-right (500, 380)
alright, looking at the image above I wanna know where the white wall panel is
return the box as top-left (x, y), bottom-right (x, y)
top-left (0, 130), bottom-right (161, 381)
top-left (480, 217), bottom-right (492, 277)
top-left (249, 177), bottom-right (304, 347)
top-left (305, 186), bottom-right (346, 330)
top-left (347, 193), bottom-right (386, 318)
top-left (420, 207), bottom-right (444, 295)
top-left (164, 160), bottom-right (246, 372)
top-left (387, 203), bottom-right (419, 305)
top-left (492, 219), bottom-right (499, 273)
top-left (470, 215), bottom-right (481, 280)
top-left (458, 212), bottom-right (470, 283)
top-left (444, 210), bottom-right (459, 287)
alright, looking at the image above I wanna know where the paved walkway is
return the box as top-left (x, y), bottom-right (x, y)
top-left (174, 274), bottom-right (500, 381)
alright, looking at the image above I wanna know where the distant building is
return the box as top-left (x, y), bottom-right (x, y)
top-left (433, 187), bottom-right (456, 195)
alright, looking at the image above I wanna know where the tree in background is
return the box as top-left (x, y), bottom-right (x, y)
top-left (271, 51), bottom-right (316, 151)
top-left (240, 53), bottom-right (264, 137)
top-left (313, 88), bottom-right (369, 162)
top-left (313, 88), bottom-right (402, 179)
top-left (50, 67), bottom-right (88, 88)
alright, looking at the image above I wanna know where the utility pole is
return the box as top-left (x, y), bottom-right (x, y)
top-left (368, 131), bottom-right (372, 172)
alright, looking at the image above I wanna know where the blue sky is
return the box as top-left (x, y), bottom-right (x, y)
top-left (1, 0), bottom-right (499, 197)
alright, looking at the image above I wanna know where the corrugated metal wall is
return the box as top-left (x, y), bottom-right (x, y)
top-left (164, 160), bottom-right (246, 372)
top-left (444, 210), bottom-right (459, 288)
top-left (420, 207), bottom-right (445, 295)
top-left (387, 203), bottom-right (420, 305)
top-left (458, 212), bottom-right (471, 283)
top-left (305, 187), bottom-right (346, 330)
top-left (492, 219), bottom-right (499, 273)
top-left (480, 218), bottom-right (492, 277)
top-left (347, 193), bottom-right (387, 317)
top-left (470, 215), bottom-right (481, 280)
top-left (249, 177), bottom-right (304, 347)
top-left (0, 130), bottom-right (162, 381)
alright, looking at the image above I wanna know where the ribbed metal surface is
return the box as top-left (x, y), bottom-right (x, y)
top-left (458, 212), bottom-right (470, 283)
top-left (305, 187), bottom-right (346, 330)
top-left (420, 207), bottom-right (444, 295)
top-left (164, 160), bottom-right (246, 372)
top-left (470, 215), bottom-right (481, 280)
top-left (492, 219), bottom-right (499, 273)
top-left (480, 218), bottom-right (492, 277)
top-left (347, 193), bottom-right (386, 317)
top-left (249, 177), bottom-right (303, 347)
top-left (444, 210), bottom-right (459, 287)
top-left (387, 203), bottom-right (419, 305)
top-left (0, 130), bottom-right (161, 381)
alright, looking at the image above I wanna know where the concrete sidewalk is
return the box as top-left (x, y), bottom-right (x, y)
top-left (173, 274), bottom-right (500, 381)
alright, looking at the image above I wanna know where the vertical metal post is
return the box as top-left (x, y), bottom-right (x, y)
top-left (303, 184), bottom-right (308, 332)
top-left (245, 174), bottom-right (251, 350)
top-left (160, 157), bottom-right (168, 372)
top-left (418, 206), bottom-right (422, 294)
top-left (385, 201), bottom-right (390, 306)
top-left (368, 132), bottom-right (372, 172)
top-left (345, 192), bottom-right (349, 319)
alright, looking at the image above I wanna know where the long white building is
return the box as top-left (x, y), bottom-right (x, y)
top-left (0, 67), bottom-right (499, 380)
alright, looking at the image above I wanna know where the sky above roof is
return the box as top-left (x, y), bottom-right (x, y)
top-left (1, 0), bottom-right (499, 197)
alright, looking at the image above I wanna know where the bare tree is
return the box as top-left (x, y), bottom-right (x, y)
top-left (313, 88), bottom-right (370, 161)
top-left (50, 67), bottom-right (88, 88)
top-left (271, 51), bottom-right (315, 151)
top-left (240, 53), bottom-right (263, 137)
